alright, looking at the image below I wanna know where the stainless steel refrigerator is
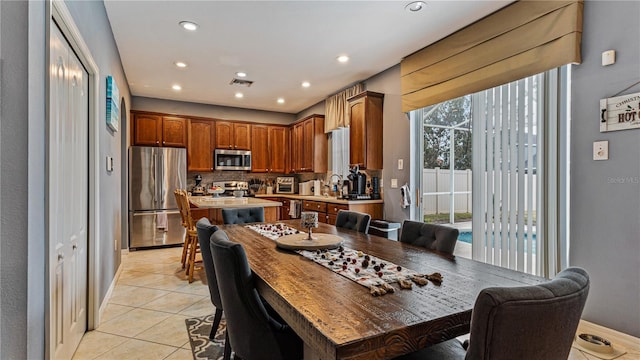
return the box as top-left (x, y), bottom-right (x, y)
top-left (129, 146), bottom-right (187, 249)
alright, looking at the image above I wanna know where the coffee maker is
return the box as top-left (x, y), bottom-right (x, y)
top-left (347, 165), bottom-right (368, 199)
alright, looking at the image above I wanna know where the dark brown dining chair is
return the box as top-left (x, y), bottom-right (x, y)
top-left (221, 207), bottom-right (265, 224)
top-left (394, 267), bottom-right (590, 360)
top-left (210, 230), bottom-right (303, 360)
top-left (195, 218), bottom-right (231, 360)
top-left (399, 220), bottom-right (459, 255)
top-left (335, 210), bottom-right (371, 234)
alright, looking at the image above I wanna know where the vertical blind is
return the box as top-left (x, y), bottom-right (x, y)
top-left (401, 0), bottom-right (583, 112)
top-left (471, 75), bottom-right (543, 275)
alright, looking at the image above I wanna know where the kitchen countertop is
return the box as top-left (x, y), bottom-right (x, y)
top-left (255, 194), bottom-right (383, 205)
top-left (190, 196), bottom-right (282, 209)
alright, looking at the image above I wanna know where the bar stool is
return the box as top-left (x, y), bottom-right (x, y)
top-left (174, 189), bottom-right (200, 282)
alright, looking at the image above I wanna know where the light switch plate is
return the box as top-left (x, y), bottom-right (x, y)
top-left (391, 179), bottom-right (398, 188)
top-left (602, 50), bottom-right (615, 66)
top-left (398, 159), bottom-right (404, 170)
top-left (593, 141), bottom-right (609, 160)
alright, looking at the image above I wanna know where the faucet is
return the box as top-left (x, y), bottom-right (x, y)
top-left (329, 174), bottom-right (343, 196)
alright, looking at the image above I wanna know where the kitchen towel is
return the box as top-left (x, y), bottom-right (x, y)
top-left (400, 183), bottom-right (412, 209)
top-left (156, 213), bottom-right (168, 230)
top-left (289, 200), bottom-right (301, 218)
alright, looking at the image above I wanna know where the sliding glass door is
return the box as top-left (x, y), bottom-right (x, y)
top-left (412, 67), bottom-right (569, 277)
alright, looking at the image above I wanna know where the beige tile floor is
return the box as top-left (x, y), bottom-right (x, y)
top-left (73, 243), bottom-right (639, 360)
top-left (72, 247), bottom-right (210, 360)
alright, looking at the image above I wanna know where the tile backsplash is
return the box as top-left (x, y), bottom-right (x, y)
top-left (187, 169), bottom-right (382, 196)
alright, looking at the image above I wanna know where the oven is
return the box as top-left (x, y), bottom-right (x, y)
top-left (276, 176), bottom-right (296, 194)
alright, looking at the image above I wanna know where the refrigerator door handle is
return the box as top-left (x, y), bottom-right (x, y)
top-left (132, 210), bottom-right (181, 216)
top-left (152, 151), bottom-right (158, 204)
top-left (158, 150), bottom-right (165, 205)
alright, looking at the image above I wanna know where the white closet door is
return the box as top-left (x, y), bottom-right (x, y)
top-left (50, 23), bottom-right (88, 360)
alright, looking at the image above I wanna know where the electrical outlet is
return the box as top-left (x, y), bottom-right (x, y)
top-left (593, 141), bottom-right (609, 160)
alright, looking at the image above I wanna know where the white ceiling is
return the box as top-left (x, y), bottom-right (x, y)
top-left (104, 1), bottom-right (511, 114)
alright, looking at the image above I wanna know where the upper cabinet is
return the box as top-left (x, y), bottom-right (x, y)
top-left (215, 121), bottom-right (251, 150)
top-left (132, 111), bottom-right (187, 148)
top-left (251, 125), bottom-right (269, 172)
top-left (251, 125), bottom-right (289, 173)
top-left (291, 115), bottom-right (327, 173)
top-left (188, 119), bottom-right (215, 171)
top-left (348, 91), bottom-right (384, 170)
top-left (269, 126), bottom-right (288, 173)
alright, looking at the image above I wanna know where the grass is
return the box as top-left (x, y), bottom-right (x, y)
top-left (424, 212), bottom-right (472, 224)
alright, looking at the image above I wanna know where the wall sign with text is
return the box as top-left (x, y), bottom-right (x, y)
top-left (600, 91), bottom-right (640, 132)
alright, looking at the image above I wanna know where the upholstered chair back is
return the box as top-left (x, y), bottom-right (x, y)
top-left (210, 230), bottom-right (303, 360)
top-left (195, 218), bottom-right (222, 309)
top-left (221, 207), bottom-right (265, 224)
top-left (335, 210), bottom-right (371, 234)
top-left (465, 267), bottom-right (590, 360)
top-left (399, 220), bottom-right (459, 255)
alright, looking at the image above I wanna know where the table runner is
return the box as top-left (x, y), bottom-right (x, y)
top-left (246, 223), bottom-right (441, 295)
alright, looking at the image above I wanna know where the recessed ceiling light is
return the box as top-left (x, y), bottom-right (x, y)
top-left (172, 84), bottom-right (182, 91)
top-left (236, 72), bottom-right (247, 78)
top-left (405, 1), bottom-right (425, 12)
top-left (175, 61), bottom-right (187, 68)
top-left (179, 21), bottom-right (198, 31)
top-left (337, 55), bottom-right (350, 63)
top-left (277, 98), bottom-right (285, 104)
top-left (301, 81), bottom-right (311, 88)
top-left (235, 92), bottom-right (244, 99)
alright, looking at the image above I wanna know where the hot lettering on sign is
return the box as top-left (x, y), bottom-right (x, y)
top-left (600, 92), bottom-right (640, 132)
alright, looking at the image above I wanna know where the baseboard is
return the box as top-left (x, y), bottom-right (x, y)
top-left (96, 261), bottom-right (124, 326)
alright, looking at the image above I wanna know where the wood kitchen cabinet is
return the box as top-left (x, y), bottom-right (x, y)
top-left (301, 198), bottom-right (383, 225)
top-left (132, 111), bottom-right (187, 148)
top-left (290, 115), bottom-right (327, 173)
top-left (302, 200), bottom-right (329, 223)
top-left (348, 91), bottom-right (384, 169)
top-left (216, 121), bottom-right (251, 150)
top-left (252, 125), bottom-right (289, 173)
top-left (187, 119), bottom-right (215, 171)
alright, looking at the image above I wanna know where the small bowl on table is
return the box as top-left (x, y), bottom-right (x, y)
top-left (233, 190), bottom-right (245, 198)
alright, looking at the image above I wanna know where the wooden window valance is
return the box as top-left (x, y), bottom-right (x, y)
top-left (401, 0), bottom-right (583, 112)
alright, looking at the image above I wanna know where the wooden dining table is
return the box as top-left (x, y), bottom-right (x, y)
top-left (219, 220), bottom-right (545, 360)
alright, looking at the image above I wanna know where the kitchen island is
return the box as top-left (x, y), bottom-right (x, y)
top-left (189, 196), bottom-right (282, 224)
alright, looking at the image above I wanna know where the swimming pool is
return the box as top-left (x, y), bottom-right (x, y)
top-left (457, 231), bottom-right (537, 244)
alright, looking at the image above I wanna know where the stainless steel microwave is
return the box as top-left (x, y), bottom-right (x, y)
top-left (214, 149), bottom-right (251, 170)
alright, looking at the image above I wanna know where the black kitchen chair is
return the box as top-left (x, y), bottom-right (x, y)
top-left (399, 220), bottom-right (459, 255)
top-left (195, 218), bottom-right (231, 360)
top-left (335, 210), bottom-right (371, 234)
top-left (221, 207), bottom-right (265, 224)
top-left (394, 267), bottom-right (590, 360)
top-left (210, 230), bottom-right (303, 360)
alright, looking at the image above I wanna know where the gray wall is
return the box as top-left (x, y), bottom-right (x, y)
top-left (570, 0), bottom-right (640, 337)
top-left (1, 1), bottom-right (30, 358)
top-left (366, 65), bottom-right (411, 222)
top-left (65, 0), bottom-right (132, 307)
top-left (132, 96), bottom-right (296, 125)
top-left (296, 100), bottom-right (326, 120)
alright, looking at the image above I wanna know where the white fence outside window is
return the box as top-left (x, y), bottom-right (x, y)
top-left (422, 169), bottom-right (537, 216)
